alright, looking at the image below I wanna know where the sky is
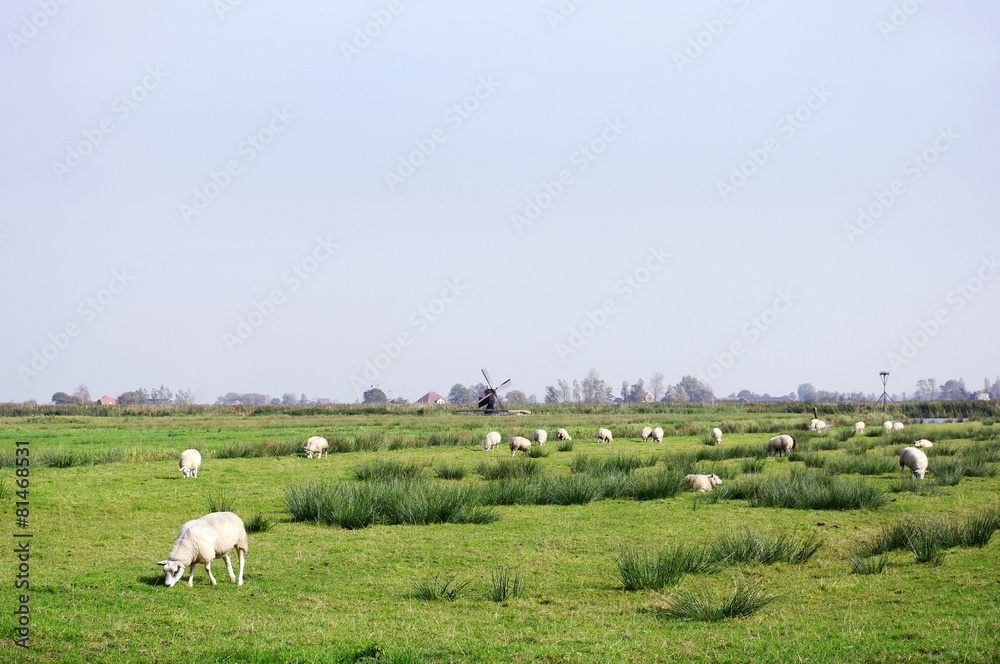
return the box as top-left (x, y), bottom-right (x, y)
top-left (2, 1), bottom-right (998, 404)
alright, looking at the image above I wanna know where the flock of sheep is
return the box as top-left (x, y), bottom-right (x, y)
top-left (157, 417), bottom-right (936, 587)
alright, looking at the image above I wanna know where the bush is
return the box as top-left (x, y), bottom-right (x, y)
top-left (656, 578), bottom-right (779, 621)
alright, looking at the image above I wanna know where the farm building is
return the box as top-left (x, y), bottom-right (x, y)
top-left (416, 391), bottom-right (447, 404)
top-left (98, 395), bottom-right (118, 405)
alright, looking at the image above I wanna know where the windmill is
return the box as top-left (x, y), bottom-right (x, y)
top-left (477, 368), bottom-right (511, 415)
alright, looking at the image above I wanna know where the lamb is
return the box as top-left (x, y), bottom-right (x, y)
top-left (556, 428), bottom-right (571, 441)
top-left (641, 426), bottom-right (653, 442)
top-left (883, 421), bottom-right (893, 432)
top-left (766, 434), bottom-right (797, 456)
top-left (534, 429), bottom-right (548, 446)
top-left (854, 421), bottom-right (865, 435)
top-left (651, 426), bottom-right (664, 444)
top-left (900, 446), bottom-right (928, 479)
top-left (684, 473), bottom-right (723, 492)
top-left (157, 511), bottom-right (248, 587)
top-left (179, 449), bottom-right (202, 478)
top-left (913, 439), bottom-right (933, 449)
top-left (484, 431), bottom-right (502, 451)
top-left (892, 421), bottom-right (905, 431)
top-left (809, 418), bottom-right (826, 432)
top-left (510, 436), bottom-right (532, 457)
top-left (711, 427), bottom-right (723, 444)
top-left (304, 436), bottom-right (329, 459)
top-left (596, 428), bottom-right (613, 443)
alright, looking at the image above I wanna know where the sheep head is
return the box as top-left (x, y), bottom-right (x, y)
top-left (157, 560), bottom-right (186, 587)
top-left (707, 473), bottom-right (723, 486)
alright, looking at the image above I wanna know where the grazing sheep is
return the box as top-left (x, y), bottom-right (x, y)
top-left (596, 428), bottom-right (613, 443)
top-left (913, 439), bottom-right (933, 449)
top-left (641, 426), bottom-right (653, 442)
top-left (766, 434), bottom-right (797, 457)
top-left (556, 428), bottom-right (572, 441)
top-left (304, 436), bottom-right (329, 459)
top-left (883, 421), bottom-right (893, 433)
top-left (510, 436), bottom-right (532, 457)
top-left (534, 429), bottom-right (548, 446)
top-left (157, 511), bottom-right (248, 587)
top-left (711, 427), bottom-right (723, 444)
top-left (900, 446), bottom-right (928, 479)
top-left (684, 473), bottom-right (723, 492)
top-left (854, 421), bottom-right (865, 435)
top-left (483, 431), bottom-right (502, 451)
top-left (651, 427), bottom-right (664, 444)
top-left (179, 449), bottom-right (202, 478)
top-left (892, 421), bottom-right (905, 431)
top-left (809, 419), bottom-right (827, 432)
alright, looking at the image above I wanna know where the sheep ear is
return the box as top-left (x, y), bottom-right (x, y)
top-left (156, 561), bottom-right (169, 566)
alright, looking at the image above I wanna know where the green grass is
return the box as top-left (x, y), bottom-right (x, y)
top-left (482, 565), bottom-right (523, 603)
top-left (432, 461), bottom-right (467, 480)
top-left (411, 573), bottom-right (472, 601)
top-left (244, 511), bottom-right (272, 533)
top-left (4, 409), bottom-right (1000, 662)
top-left (656, 578), bottom-right (779, 621)
top-left (719, 468), bottom-right (888, 510)
top-left (848, 553), bottom-right (890, 575)
top-left (205, 488), bottom-right (238, 513)
top-left (353, 458), bottom-right (425, 482)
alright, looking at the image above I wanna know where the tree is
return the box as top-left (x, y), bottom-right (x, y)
top-left (299, 393), bottom-right (309, 405)
top-left (557, 379), bottom-right (571, 403)
top-left (505, 390), bottom-right (527, 403)
top-left (175, 388), bottom-right (196, 405)
top-left (991, 377), bottom-right (1000, 400)
top-left (75, 384), bottom-right (91, 404)
top-left (579, 369), bottom-right (611, 403)
top-left (678, 375), bottom-right (714, 402)
top-left (544, 385), bottom-right (560, 403)
top-left (649, 372), bottom-right (665, 401)
top-left (281, 392), bottom-right (297, 405)
top-left (665, 384), bottom-right (688, 402)
top-left (938, 378), bottom-right (968, 401)
top-left (363, 388), bottom-right (388, 404)
top-left (52, 391), bottom-right (72, 405)
top-left (118, 388), bottom-right (149, 405)
top-left (150, 385), bottom-right (173, 403)
top-left (270, 398), bottom-right (281, 404)
top-left (914, 378), bottom-right (938, 401)
top-left (448, 383), bottom-right (472, 404)
top-left (797, 383), bottom-right (817, 402)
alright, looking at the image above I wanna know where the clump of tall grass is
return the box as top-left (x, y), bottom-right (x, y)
top-left (353, 430), bottom-right (385, 451)
top-left (556, 439), bottom-right (573, 452)
top-left (848, 554), bottom-right (890, 575)
top-left (823, 454), bottom-right (897, 476)
top-left (476, 457), bottom-right (540, 481)
top-left (570, 453), bottom-right (656, 476)
top-left (906, 528), bottom-right (944, 565)
top-left (244, 511), bottom-right (272, 533)
top-left (214, 438), bottom-right (301, 459)
top-left (740, 458), bottom-right (765, 474)
top-left (327, 435), bottom-right (355, 454)
top-left (623, 470), bottom-right (686, 501)
top-left (787, 450), bottom-right (824, 468)
top-left (695, 445), bottom-right (766, 462)
top-left (0, 477), bottom-right (9, 500)
top-left (205, 489), bottom-right (238, 513)
top-left (527, 447), bottom-right (549, 458)
top-left (932, 458), bottom-right (964, 486)
top-left (615, 544), bottom-right (718, 591)
top-left (835, 428), bottom-right (856, 443)
top-left (853, 509), bottom-right (1000, 558)
top-left (540, 473), bottom-right (604, 505)
top-left (845, 439), bottom-right (876, 455)
top-left (433, 461), bottom-right (466, 480)
top-left (479, 476), bottom-right (542, 505)
top-left (710, 529), bottom-right (822, 565)
top-left (656, 578), bottom-right (779, 621)
top-left (353, 459), bottom-right (424, 482)
top-left (33, 449), bottom-right (87, 468)
top-left (721, 468), bottom-right (887, 511)
top-left (482, 565), bottom-right (523, 603)
top-left (662, 452), bottom-right (699, 473)
top-left (700, 434), bottom-right (718, 446)
top-left (411, 573), bottom-right (471, 601)
top-left (889, 477), bottom-right (944, 496)
top-left (385, 434), bottom-right (418, 451)
top-left (426, 431), bottom-right (469, 447)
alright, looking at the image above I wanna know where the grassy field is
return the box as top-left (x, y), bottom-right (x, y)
top-left (2, 406), bottom-right (999, 663)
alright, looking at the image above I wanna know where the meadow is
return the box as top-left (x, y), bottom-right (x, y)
top-left (2, 404), bottom-right (999, 663)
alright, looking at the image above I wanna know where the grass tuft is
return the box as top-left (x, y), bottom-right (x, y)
top-left (433, 461), bottom-right (467, 480)
top-left (482, 565), bottom-right (523, 603)
top-left (354, 459), bottom-right (424, 482)
top-left (848, 554), bottom-right (890, 575)
top-left (556, 439), bottom-right (574, 452)
top-left (244, 511), bottom-right (272, 533)
top-left (615, 545), bottom-right (718, 591)
top-left (656, 578), bottom-right (779, 621)
top-left (411, 573), bottom-right (472, 601)
top-left (205, 489), bottom-right (237, 513)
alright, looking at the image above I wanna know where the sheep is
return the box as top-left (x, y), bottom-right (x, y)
top-left (510, 436), bottom-right (531, 457)
top-left (179, 449), bottom-right (202, 478)
top-left (556, 428), bottom-right (571, 441)
top-left (809, 418), bottom-right (826, 432)
top-left (484, 431), bottom-right (502, 451)
top-left (892, 421), bottom-right (905, 431)
top-left (766, 434), bottom-right (797, 457)
top-left (711, 427), bottom-right (723, 444)
top-left (854, 421), bottom-right (865, 435)
top-left (304, 436), bottom-right (328, 459)
top-left (534, 429), bottom-right (548, 446)
top-left (883, 421), bottom-right (893, 432)
top-left (640, 426), bottom-right (653, 442)
top-left (651, 427), bottom-right (664, 444)
top-left (157, 511), bottom-right (248, 587)
top-left (684, 473), bottom-right (723, 492)
top-left (900, 446), bottom-right (928, 479)
top-left (913, 439), bottom-right (933, 449)
top-left (596, 428), bottom-right (613, 443)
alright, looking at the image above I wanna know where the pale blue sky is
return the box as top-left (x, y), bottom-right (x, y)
top-left (2, 1), bottom-right (998, 403)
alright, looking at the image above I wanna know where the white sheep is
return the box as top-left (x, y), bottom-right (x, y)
top-left (596, 428), bottom-right (613, 443)
top-left (892, 421), bottom-right (905, 431)
top-left (157, 511), bottom-right (248, 587)
top-left (179, 449), bottom-right (202, 478)
top-left (711, 427), bottom-right (723, 444)
top-left (913, 439), bottom-right (933, 449)
top-left (534, 429), bottom-right (548, 446)
top-left (641, 426), bottom-right (653, 442)
top-left (766, 434), bottom-right (797, 456)
top-left (809, 419), bottom-right (826, 432)
top-left (510, 436), bottom-right (531, 457)
top-left (854, 421), bottom-right (865, 435)
top-left (484, 431), bottom-right (502, 451)
top-left (556, 428), bottom-right (572, 441)
top-left (883, 421), bottom-right (893, 433)
top-left (900, 446), bottom-right (928, 479)
top-left (304, 436), bottom-right (329, 459)
top-left (651, 426), bottom-right (664, 444)
top-left (684, 473), bottom-right (723, 492)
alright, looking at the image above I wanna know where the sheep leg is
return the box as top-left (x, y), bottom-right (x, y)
top-left (237, 549), bottom-right (245, 586)
top-left (205, 561), bottom-right (218, 586)
top-left (224, 553), bottom-right (236, 583)
top-left (187, 566), bottom-right (196, 587)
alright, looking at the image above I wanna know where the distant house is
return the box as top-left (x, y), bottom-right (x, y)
top-left (640, 391), bottom-right (654, 403)
top-left (317, 398), bottom-right (332, 405)
top-left (975, 392), bottom-right (991, 401)
top-left (416, 391), bottom-right (448, 405)
top-left (98, 395), bottom-right (118, 406)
